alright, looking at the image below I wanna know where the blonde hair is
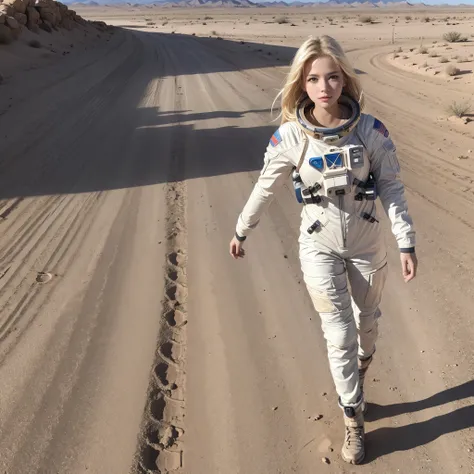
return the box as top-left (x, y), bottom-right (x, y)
top-left (272, 35), bottom-right (364, 124)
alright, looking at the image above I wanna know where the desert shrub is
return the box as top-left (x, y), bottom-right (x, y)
top-left (405, 15), bottom-right (412, 21)
top-left (443, 31), bottom-right (466, 43)
top-left (421, 61), bottom-right (428, 67)
top-left (204, 16), bottom-right (213, 20)
top-left (429, 51), bottom-right (439, 57)
top-left (447, 100), bottom-right (471, 117)
top-left (360, 15), bottom-right (373, 24)
top-left (419, 46), bottom-right (428, 54)
top-left (452, 54), bottom-right (459, 59)
top-left (28, 39), bottom-right (41, 48)
top-left (423, 16), bottom-right (430, 22)
top-left (445, 64), bottom-right (460, 76)
top-left (457, 57), bottom-right (470, 63)
top-left (396, 46), bottom-right (403, 52)
top-left (146, 21), bottom-right (156, 26)
top-left (393, 52), bottom-right (400, 58)
top-left (439, 56), bottom-right (449, 63)
top-left (211, 30), bottom-right (217, 35)
top-left (162, 21), bottom-right (168, 26)
top-left (276, 16), bottom-right (289, 24)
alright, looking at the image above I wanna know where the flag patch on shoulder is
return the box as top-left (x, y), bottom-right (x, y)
top-left (270, 129), bottom-right (282, 147)
top-left (373, 119), bottom-right (389, 138)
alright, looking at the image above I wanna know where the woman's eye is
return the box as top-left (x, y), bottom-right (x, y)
top-left (329, 75), bottom-right (340, 81)
top-left (308, 77), bottom-right (316, 82)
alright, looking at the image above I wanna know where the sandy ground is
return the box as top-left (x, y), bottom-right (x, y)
top-left (2, 5), bottom-right (474, 474)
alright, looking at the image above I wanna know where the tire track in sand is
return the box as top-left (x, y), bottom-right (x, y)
top-left (134, 59), bottom-right (188, 474)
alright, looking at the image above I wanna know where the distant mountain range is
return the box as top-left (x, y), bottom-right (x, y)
top-left (67, 0), bottom-right (463, 7)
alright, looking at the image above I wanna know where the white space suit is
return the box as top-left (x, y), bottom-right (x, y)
top-left (235, 96), bottom-right (415, 407)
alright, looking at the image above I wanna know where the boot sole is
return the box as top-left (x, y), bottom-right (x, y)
top-left (341, 451), bottom-right (365, 465)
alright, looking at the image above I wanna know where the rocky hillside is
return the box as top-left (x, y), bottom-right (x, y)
top-left (0, 0), bottom-right (109, 44)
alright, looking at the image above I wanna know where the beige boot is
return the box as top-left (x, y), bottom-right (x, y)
top-left (341, 403), bottom-right (365, 465)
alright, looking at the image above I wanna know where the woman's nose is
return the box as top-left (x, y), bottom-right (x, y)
top-left (320, 80), bottom-right (329, 91)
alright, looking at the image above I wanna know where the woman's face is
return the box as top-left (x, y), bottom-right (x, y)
top-left (302, 55), bottom-right (345, 112)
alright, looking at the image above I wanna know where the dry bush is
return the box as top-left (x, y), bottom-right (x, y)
top-left (457, 57), bottom-right (470, 63)
top-left (443, 31), bottom-right (467, 43)
top-left (204, 16), bottom-right (213, 20)
top-left (419, 46), bottom-right (428, 54)
top-left (276, 16), bottom-right (289, 24)
top-left (423, 16), bottom-right (431, 22)
top-left (403, 55), bottom-right (408, 59)
top-left (405, 15), bottom-right (412, 21)
top-left (360, 16), bottom-right (373, 24)
top-left (396, 46), bottom-right (403, 52)
top-left (146, 21), bottom-right (156, 26)
top-left (393, 52), bottom-right (400, 58)
top-left (439, 56), bottom-right (449, 63)
top-left (162, 21), bottom-right (168, 26)
top-left (452, 54), bottom-right (459, 59)
top-left (421, 61), bottom-right (428, 67)
top-left (28, 39), bottom-right (41, 48)
top-left (445, 64), bottom-right (460, 76)
top-left (429, 51), bottom-right (439, 57)
top-left (447, 100), bottom-right (471, 117)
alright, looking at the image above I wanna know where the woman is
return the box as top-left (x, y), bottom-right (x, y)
top-left (229, 35), bottom-right (417, 465)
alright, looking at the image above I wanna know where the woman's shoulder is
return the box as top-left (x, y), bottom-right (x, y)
top-left (358, 113), bottom-right (391, 139)
top-left (267, 121), bottom-right (306, 152)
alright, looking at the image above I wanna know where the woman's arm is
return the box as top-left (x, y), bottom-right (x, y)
top-left (365, 118), bottom-right (417, 281)
top-left (235, 128), bottom-right (301, 239)
top-left (367, 119), bottom-right (416, 252)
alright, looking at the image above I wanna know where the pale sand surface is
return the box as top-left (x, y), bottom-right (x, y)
top-left (1, 6), bottom-right (474, 474)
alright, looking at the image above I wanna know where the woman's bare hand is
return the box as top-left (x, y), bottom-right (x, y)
top-left (400, 252), bottom-right (418, 283)
top-left (229, 236), bottom-right (246, 260)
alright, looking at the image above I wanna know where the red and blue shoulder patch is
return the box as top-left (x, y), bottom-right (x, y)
top-left (269, 129), bottom-right (282, 147)
top-left (373, 119), bottom-right (389, 138)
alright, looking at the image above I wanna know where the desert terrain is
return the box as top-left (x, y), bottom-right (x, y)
top-left (1, 4), bottom-right (474, 473)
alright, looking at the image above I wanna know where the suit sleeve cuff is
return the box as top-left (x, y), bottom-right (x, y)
top-left (235, 232), bottom-right (247, 242)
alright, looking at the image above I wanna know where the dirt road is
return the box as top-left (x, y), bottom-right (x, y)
top-left (1, 19), bottom-right (474, 474)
